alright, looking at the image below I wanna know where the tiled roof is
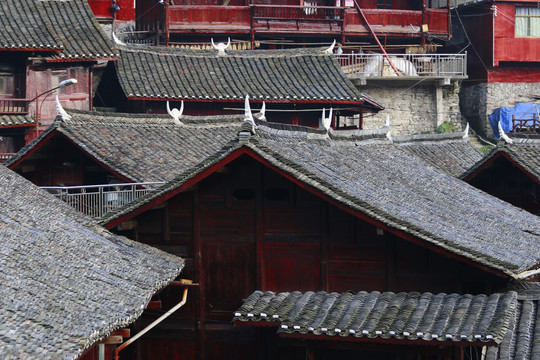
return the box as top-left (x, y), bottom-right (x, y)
top-left (6, 110), bottom-right (245, 184)
top-left (0, 0), bottom-right (118, 60)
top-left (487, 283), bottom-right (540, 360)
top-left (234, 290), bottom-right (517, 344)
top-left (0, 115), bottom-right (35, 128)
top-left (115, 45), bottom-right (379, 106)
top-left (393, 132), bottom-right (483, 177)
top-left (101, 119), bottom-right (540, 278)
top-left (461, 136), bottom-right (540, 182)
top-left (0, 165), bottom-right (184, 358)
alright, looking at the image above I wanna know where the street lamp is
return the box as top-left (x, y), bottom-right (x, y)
top-left (28, 78), bottom-right (77, 137)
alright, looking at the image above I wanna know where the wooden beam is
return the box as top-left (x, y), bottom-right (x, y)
top-left (147, 300), bottom-right (162, 309)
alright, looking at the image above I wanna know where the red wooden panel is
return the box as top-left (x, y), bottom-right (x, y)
top-left (328, 272), bottom-right (386, 292)
top-left (87, 0), bottom-right (114, 19)
top-left (494, 4), bottom-right (540, 64)
top-left (263, 241), bottom-right (320, 292)
top-left (488, 67), bottom-right (540, 83)
top-left (202, 237), bottom-right (255, 319)
top-left (198, 172), bottom-right (225, 202)
top-left (264, 208), bottom-right (320, 234)
top-left (329, 243), bottom-right (386, 261)
top-left (138, 337), bottom-right (196, 360)
top-left (200, 209), bottom-right (255, 233)
top-left (202, 327), bottom-right (257, 360)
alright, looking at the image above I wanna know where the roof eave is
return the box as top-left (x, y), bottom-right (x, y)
top-left (102, 143), bottom-right (522, 280)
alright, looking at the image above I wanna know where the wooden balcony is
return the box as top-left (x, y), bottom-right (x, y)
top-left (139, 3), bottom-right (449, 45)
top-left (41, 182), bottom-right (164, 219)
top-left (337, 53), bottom-right (467, 80)
top-left (0, 98), bottom-right (28, 115)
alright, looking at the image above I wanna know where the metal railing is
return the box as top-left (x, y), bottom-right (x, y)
top-left (336, 53), bottom-right (467, 78)
top-left (41, 182), bottom-right (165, 219)
top-left (0, 98), bottom-right (28, 114)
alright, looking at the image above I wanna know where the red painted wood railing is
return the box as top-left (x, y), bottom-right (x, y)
top-left (161, 4), bottom-right (447, 37)
top-left (0, 98), bottom-right (28, 115)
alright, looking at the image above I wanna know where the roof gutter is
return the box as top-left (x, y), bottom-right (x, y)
top-left (113, 279), bottom-right (194, 360)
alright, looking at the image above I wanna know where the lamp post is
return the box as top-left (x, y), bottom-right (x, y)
top-left (28, 78), bottom-right (77, 137)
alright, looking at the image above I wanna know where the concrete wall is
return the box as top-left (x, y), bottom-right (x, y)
top-left (360, 80), bottom-right (463, 135)
top-left (460, 82), bottom-right (539, 138)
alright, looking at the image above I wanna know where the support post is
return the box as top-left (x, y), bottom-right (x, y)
top-left (352, 0), bottom-right (400, 76)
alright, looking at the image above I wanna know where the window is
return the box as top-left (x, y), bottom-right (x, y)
top-left (515, 7), bottom-right (540, 37)
top-left (0, 77), bottom-right (4, 95)
top-left (51, 70), bottom-right (68, 94)
top-left (377, 0), bottom-right (391, 9)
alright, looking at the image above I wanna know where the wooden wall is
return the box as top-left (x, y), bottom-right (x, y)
top-left (466, 155), bottom-right (540, 215)
top-left (10, 135), bottom-right (123, 187)
top-left (114, 154), bottom-right (506, 360)
top-left (493, 2), bottom-right (540, 66)
top-left (26, 65), bottom-right (92, 131)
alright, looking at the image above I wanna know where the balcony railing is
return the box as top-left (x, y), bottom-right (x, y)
top-left (146, 3), bottom-right (449, 44)
top-left (41, 182), bottom-right (165, 219)
top-left (0, 98), bottom-right (28, 115)
top-left (336, 53), bottom-right (467, 79)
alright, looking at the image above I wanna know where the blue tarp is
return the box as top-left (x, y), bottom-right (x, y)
top-left (489, 103), bottom-right (540, 138)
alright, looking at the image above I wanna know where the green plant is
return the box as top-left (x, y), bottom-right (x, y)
top-left (435, 121), bottom-right (457, 134)
top-left (479, 145), bottom-right (494, 155)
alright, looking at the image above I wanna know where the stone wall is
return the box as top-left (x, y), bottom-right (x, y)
top-left (460, 82), bottom-right (539, 138)
top-left (360, 80), bottom-right (463, 135)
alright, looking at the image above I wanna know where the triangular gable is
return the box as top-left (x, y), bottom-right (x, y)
top-left (100, 120), bottom-right (540, 280)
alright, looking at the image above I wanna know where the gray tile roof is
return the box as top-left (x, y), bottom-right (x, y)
top-left (393, 132), bottom-right (483, 177)
top-left (234, 290), bottom-right (517, 344)
top-left (0, 165), bottom-right (184, 358)
top-left (0, 115), bottom-right (35, 128)
top-left (487, 283), bottom-right (540, 360)
top-left (0, 0), bottom-right (118, 60)
top-left (461, 137), bottom-right (540, 182)
top-left (100, 119), bottom-right (540, 278)
top-left (115, 45), bottom-right (380, 106)
top-left (6, 110), bottom-right (245, 183)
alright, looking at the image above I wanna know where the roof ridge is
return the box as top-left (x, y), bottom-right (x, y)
top-left (255, 119), bottom-right (391, 144)
top-left (393, 131), bottom-right (468, 145)
top-left (117, 43), bottom-right (329, 58)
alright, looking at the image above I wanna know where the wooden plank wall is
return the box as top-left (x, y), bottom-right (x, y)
top-left (122, 155), bottom-right (506, 360)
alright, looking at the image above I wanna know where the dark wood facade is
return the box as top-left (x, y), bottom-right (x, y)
top-left (463, 152), bottom-right (540, 215)
top-left (109, 154), bottom-right (506, 360)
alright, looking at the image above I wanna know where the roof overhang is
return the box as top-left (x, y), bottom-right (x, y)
top-left (102, 145), bottom-right (522, 279)
top-left (7, 127), bottom-right (135, 184)
top-left (462, 150), bottom-right (540, 186)
top-left (233, 290), bottom-right (516, 347)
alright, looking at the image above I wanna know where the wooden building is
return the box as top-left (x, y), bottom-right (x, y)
top-left (95, 43), bottom-right (384, 127)
top-left (6, 107), bottom-right (539, 359)
top-left (133, 0), bottom-right (451, 49)
top-left (461, 135), bottom-right (540, 215)
top-left (96, 112), bottom-right (539, 360)
top-left (0, 0), bottom-right (118, 159)
top-left (448, 0), bottom-right (540, 137)
top-left (7, 106), bottom-right (540, 360)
